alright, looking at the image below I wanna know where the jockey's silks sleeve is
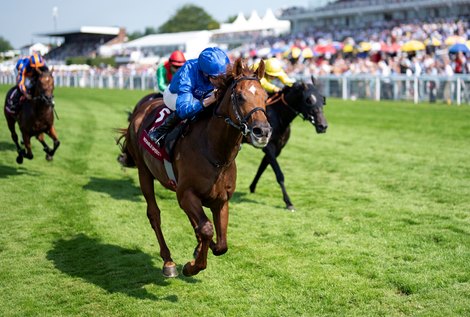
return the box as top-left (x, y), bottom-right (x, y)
top-left (156, 64), bottom-right (169, 93)
top-left (17, 64), bottom-right (28, 95)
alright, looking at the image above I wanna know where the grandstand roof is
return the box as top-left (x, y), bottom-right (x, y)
top-left (39, 26), bottom-right (121, 37)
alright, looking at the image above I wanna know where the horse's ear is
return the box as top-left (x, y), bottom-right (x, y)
top-left (232, 58), bottom-right (244, 77)
top-left (256, 59), bottom-right (265, 80)
top-left (311, 75), bottom-right (316, 86)
top-left (50, 66), bottom-right (54, 74)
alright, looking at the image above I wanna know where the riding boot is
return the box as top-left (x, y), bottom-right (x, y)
top-left (148, 111), bottom-right (181, 147)
top-left (9, 89), bottom-right (21, 113)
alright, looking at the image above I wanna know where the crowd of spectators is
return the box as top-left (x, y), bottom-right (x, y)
top-left (232, 17), bottom-right (469, 78)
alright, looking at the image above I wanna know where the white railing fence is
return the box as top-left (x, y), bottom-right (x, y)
top-left (1, 72), bottom-right (469, 105)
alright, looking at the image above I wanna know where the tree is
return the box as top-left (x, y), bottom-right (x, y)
top-left (0, 36), bottom-right (13, 52)
top-left (158, 4), bottom-right (220, 33)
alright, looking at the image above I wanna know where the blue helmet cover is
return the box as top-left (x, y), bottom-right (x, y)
top-left (198, 47), bottom-right (230, 76)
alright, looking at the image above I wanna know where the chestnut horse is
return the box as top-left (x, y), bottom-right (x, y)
top-left (118, 58), bottom-right (272, 277)
top-left (4, 69), bottom-right (59, 164)
top-left (248, 78), bottom-right (328, 210)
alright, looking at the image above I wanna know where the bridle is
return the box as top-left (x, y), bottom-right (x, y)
top-left (32, 72), bottom-right (55, 107)
top-left (266, 84), bottom-right (326, 124)
top-left (215, 76), bottom-right (267, 136)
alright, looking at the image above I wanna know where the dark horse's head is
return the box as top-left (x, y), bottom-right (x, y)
top-left (215, 59), bottom-right (272, 148)
top-left (32, 67), bottom-right (55, 106)
top-left (283, 76), bottom-right (328, 133)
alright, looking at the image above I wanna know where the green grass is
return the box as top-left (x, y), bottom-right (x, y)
top-left (1, 85), bottom-right (469, 316)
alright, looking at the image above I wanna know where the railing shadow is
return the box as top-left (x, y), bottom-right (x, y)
top-left (83, 176), bottom-right (142, 201)
top-left (46, 234), bottom-right (198, 300)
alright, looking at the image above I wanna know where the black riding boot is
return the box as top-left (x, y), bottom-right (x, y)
top-left (148, 111), bottom-right (181, 147)
top-left (9, 88), bottom-right (21, 113)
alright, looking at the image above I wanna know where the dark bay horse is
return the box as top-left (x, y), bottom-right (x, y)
top-left (118, 58), bottom-right (272, 277)
top-left (4, 69), bottom-right (60, 164)
top-left (248, 78), bottom-right (328, 211)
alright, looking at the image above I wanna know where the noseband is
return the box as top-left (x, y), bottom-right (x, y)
top-left (216, 76), bottom-right (267, 136)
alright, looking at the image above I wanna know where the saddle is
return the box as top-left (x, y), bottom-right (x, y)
top-left (139, 106), bottom-right (187, 162)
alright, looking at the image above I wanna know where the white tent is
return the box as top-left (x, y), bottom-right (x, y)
top-left (216, 8), bottom-right (290, 34)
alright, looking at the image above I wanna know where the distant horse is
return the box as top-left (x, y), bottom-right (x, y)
top-left (4, 69), bottom-right (60, 164)
top-left (118, 58), bottom-right (272, 277)
top-left (248, 78), bottom-right (328, 211)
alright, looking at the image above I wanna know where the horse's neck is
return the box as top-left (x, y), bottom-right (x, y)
top-left (273, 94), bottom-right (298, 127)
top-left (205, 100), bottom-right (242, 166)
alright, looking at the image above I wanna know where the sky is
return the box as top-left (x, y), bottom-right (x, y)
top-left (1, 0), bottom-right (316, 49)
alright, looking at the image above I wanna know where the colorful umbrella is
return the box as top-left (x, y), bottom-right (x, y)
top-left (314, 44), bottom-right (337, 55)
top-left (381, 42), bottom-right (401, 53)
top-left (359, 41), bottom-right (372, 52)
top-left (449, 43), bottom-right (470, 53)
top-left (424, 37), bottom-right (441, 46)
top-left (401, 40), bottom-right (425, 52)
top-left (444, 35), bottom-right (466, 46)
top-left (342, 44), bottom-right (354, 53)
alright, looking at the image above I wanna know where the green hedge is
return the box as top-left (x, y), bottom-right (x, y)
top-left (66, 56), bottom-right (116, 67)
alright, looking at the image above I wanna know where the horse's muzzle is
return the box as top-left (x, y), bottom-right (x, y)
top-left (250, 124), bottom-right (272, 148)
top-left (309, 115), bottom-right (328, 134)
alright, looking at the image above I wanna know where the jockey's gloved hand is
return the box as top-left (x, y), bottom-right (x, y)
top-left (25, 93), bottom-right (32, 100)
top-left (203, 94), bottom-right (216, 107)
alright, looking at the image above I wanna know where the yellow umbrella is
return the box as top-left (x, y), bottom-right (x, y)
top-left (445, 35), bottom-right (466, 46)
top-left (401, 40), bottom-right (425, 52)
top-left (343, 44), bottom-right (354, 53)
top-left (424, 37), bottom-right (441, 46)
top-left (302, 47), bottom-right (314, 58)
top-left (359, 41), bottom-right (372, 52)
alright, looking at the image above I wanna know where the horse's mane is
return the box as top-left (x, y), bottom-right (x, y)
top-left (214, 60), bottom-right (255, 104)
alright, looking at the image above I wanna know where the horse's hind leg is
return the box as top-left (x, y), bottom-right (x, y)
top-left (138, 167), bottom-right (177, 278)
top-left (5, 115), bottom-right (24, 163)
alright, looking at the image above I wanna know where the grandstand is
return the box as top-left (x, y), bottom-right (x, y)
top-left (282, 0), bottom-right (470, 34)
top-left (42, 26), bottom-right (126, 62)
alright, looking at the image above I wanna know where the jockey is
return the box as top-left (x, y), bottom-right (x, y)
top-left (155, 50), bottom-right (186, 93)
top-left (148, 47), bottom-right (230, 146)
top-left (252, 57), bottom-right (295, 94)
top-left (8, 53), bottom-right (48, 113)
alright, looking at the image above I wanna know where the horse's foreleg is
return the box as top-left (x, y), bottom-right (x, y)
top-left (210, 202), bottom-right (229, 256)
top-left (263, 148), bottom-right (294, 211)
top-left (21, 133), bottom-right (34, 160)
top-left (45, 126), bottom-right (60, 158)
top-left (179, 190), bottom-right (212, 276)
top-left (138, 168), bottom-right (177, 278)
top-left (37, 133), bottom-right (52, 159)
top-left (249, 155), bottom-right (269, 193)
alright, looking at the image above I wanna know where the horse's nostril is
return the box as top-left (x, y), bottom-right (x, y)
top-left (252, 127), bottom-right (263, 137)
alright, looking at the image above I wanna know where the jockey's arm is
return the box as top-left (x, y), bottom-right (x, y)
top-left (279, 73), bottom-right (295, 87)
top-left (17, 67), bottom-right (30, 98)
top-left (156, 65), bottom-right (168, 93)
top-left (260, 77), bottom-right (281, 93)
top-left (175, 85), bottom-right (203, 120)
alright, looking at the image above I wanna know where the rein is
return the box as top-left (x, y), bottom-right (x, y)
top-left (215, 76), bottom-right (267, 136)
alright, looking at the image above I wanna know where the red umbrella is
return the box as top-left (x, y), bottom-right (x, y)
top-left (314, 44), bottom-right (337, 55)
top-left (381, 42), bottom-right (401, 53)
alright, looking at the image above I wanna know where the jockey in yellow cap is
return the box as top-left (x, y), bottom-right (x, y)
top-left (252, 57), bottom-right (295, 94)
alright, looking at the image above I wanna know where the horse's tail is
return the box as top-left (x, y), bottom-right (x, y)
top-left (116, 127), bottom-right (135, 168)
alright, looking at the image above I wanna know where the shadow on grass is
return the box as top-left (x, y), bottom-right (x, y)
top-left (47, 234), bottom-right (199, 301)
top-left (83, 176), bottom-right (142, 201)
top-left (0, 163), bottom-right (40, 178)
top-left (0, 140), bottom-right (16, 152)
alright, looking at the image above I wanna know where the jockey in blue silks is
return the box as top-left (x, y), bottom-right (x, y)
top-left (148, 47), bottom-right (230, 146)
top-left (8, 53), bottom-right (48, 113)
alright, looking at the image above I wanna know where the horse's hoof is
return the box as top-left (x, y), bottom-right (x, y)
top-left (287, 205), bottom-right (295, 212)
top-left (46, 154), bottom-right (53, 161)
top-left (16, 156), bottom-right (23, 164)
top-left (182, 261), bottom-right (198, 277)
top-left (249, 185), bottom-right (256, 193)
top-left (162, 264), bottom-right (178, 278)
top-left (26, 154), bottom-right (33, 160)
